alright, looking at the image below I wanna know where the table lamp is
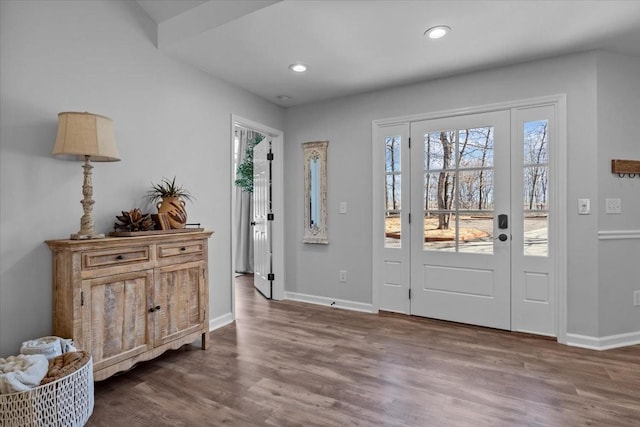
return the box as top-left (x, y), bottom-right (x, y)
top-left (52, 112), bottom-right (120, 239)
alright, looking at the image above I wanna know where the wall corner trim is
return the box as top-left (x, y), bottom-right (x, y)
top-left (284, 292), bottom-right (375, 314)
top-left (566, 331), bottom-right (640, 350)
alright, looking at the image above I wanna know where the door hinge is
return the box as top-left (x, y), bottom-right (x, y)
top-left (408, 213), bottom-right (411, 224)
top-left (81, 291), bottom-right (84, 306)
top-left (408, 137), bottom-right (411, 149)
top-left (267, 213), bottom-right (274, 221)
top-left (267, 152), bottom-right (274, 161)
top-left (408, 288), bottom-right (412, 300)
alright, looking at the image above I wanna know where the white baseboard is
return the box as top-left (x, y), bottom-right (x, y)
top-left (209, 312), bottom-right (234, 332)
top-left (284, 291), bottom-right (375, 314)
top-left (566, 330), bottom-right (640, 350)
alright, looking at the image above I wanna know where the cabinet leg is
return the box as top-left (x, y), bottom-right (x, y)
top-left (201, 332), bottom-right (207, 350)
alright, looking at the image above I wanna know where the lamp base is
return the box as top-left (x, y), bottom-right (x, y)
top-left (70, 232), bottom-right (105, 240)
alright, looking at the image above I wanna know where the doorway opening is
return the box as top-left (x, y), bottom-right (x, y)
top-left (230, 116), bottom-right (284, 319)
top-left (232, 127), bottom-right (266, 277)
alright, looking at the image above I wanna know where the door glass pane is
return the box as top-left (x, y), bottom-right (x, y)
top-left (458, 170), bottom-right (494, 211)
top-left (459, 213), bottom-right (494, 253)
top-left (424, 126), bottom-right (495, 254)
top-left (457, 168), bottom-right (495, 255)
top-left (424, 130), bottom-right (456, 170)
top-left (386, 136), bottom-right (401, 172)
top-left (424, 212), bottom-right (457, 252)
top-left (459, 127), bottom-right (494, 168)
top-left (385, 136), bottom-right (401, 248)
top-left (523, 120), bottom-right (549, 256)
top-left (425, 172), bottom-right (456, 213)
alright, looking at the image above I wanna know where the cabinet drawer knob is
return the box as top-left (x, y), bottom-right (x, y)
top-left (155, 305), bottom-right (161, 310)
top-left (116, 255), bottom-right (124, 260)
top-left (148, 307), bottom-right (155, 313)
top-left (180, 247), bottom-right (187, 252)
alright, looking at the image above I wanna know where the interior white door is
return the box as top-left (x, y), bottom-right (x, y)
top-left (410, 110), bottom-right (511, 329)
top-left (252, 139), bottom-right (272, 298)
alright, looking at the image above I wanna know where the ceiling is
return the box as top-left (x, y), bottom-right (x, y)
top-left (136, 0), bottom-right (640, 107)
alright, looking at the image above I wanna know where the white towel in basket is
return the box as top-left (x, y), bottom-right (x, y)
top-left (20, 336), bottom-right (76, 360)
top-left (0, 354), bottom-right (48, 394)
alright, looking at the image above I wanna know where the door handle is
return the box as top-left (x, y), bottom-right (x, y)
top-left (498, 234), bottom-right (508, 242)
top-left (250, 221), bottom-right (256, 226)
top-left (498, 214), bottom-right (508, 229)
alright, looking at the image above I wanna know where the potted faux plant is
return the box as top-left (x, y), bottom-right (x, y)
top-left (146, 177), bottom-right (194, 229)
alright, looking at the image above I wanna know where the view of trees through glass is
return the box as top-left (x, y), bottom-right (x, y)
top-left (384, 119), bottom-right (549, 256)
top-left (385, 136), bottom-right (401, 248)
top-left (422, 127), bottom-right (495, 252)
top-left (523, 119), bottom-right (549, 256)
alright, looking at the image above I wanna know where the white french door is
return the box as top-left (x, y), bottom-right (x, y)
top-left (377, 103), bottom-right (557, 336)
top-left (252, 138), bottom-right (273, 299)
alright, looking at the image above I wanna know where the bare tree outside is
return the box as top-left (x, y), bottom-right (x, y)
top-left (524, 121), bottom-right (548, 211)
top-left (386, 136), bottom-right (399, 211)
top-left (384, 136), bottom-right (402, 247)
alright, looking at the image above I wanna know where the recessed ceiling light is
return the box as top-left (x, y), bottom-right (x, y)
top-left (424, 25), bottom-right (451, 40)
top-left (276, 95), bottom-right (291, 101)
top-left (288, 63), bottom-right (308, 73)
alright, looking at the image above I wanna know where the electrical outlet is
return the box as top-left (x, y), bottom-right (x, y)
top-left (605, 198), bottom-right (622, 214)
top-left (339, 270), bottom-right (347, 282)
top-left (634, 290), bottom-right (640, 307)
top-left (339, 202), bottom-right (347, 214)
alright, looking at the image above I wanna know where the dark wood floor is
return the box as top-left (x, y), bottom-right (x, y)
top-left (89, 275), bottom-right (640, 426)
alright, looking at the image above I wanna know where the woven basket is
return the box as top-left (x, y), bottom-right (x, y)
top-left (0, 357), bottom-right (93, 427)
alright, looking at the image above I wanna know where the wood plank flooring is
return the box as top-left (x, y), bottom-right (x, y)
top-left (89, 275), bottom-right (640, 426)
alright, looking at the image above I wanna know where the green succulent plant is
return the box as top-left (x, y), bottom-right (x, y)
top-left (146, 176), bottom-right (195, 204)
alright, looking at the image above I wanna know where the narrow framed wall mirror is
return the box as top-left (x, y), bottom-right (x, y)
top-left (303, 141), bottom-right (328, 244)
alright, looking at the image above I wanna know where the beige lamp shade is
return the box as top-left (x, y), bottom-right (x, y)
top-left (52, 112), bottom-right (120, 161)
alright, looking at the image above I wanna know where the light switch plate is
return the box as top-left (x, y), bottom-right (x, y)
top-left (578, 199), bottom-right (590, 215)
top-left (605, 198), bottom-right (622, 214)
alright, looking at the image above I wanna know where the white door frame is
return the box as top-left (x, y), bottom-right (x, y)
top-left (230, 115), bottom-right (285, 318)
top-left (371, 94), bottom-right (568, 343)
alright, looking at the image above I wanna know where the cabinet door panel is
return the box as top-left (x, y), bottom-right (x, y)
top-left (82, 270), bottom-right (153, 371)
top-left (154, 261), bottom-right (206, 347)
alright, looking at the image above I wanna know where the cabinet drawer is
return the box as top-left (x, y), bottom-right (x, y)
top-left (82, 247), bottom-right (150, 270)
top-left (157, 241), bottom-right (204, 259)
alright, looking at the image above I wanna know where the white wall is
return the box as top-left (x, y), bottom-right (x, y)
top-left (283, 52), bottom-right (636, 339)
top-left (596, 52), bottom-right (640, 337)
top-left (0, 0), bottom-right (284, 356)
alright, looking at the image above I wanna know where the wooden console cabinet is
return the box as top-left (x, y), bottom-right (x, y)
top-left (46, 231), bottom-right (213, 381)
